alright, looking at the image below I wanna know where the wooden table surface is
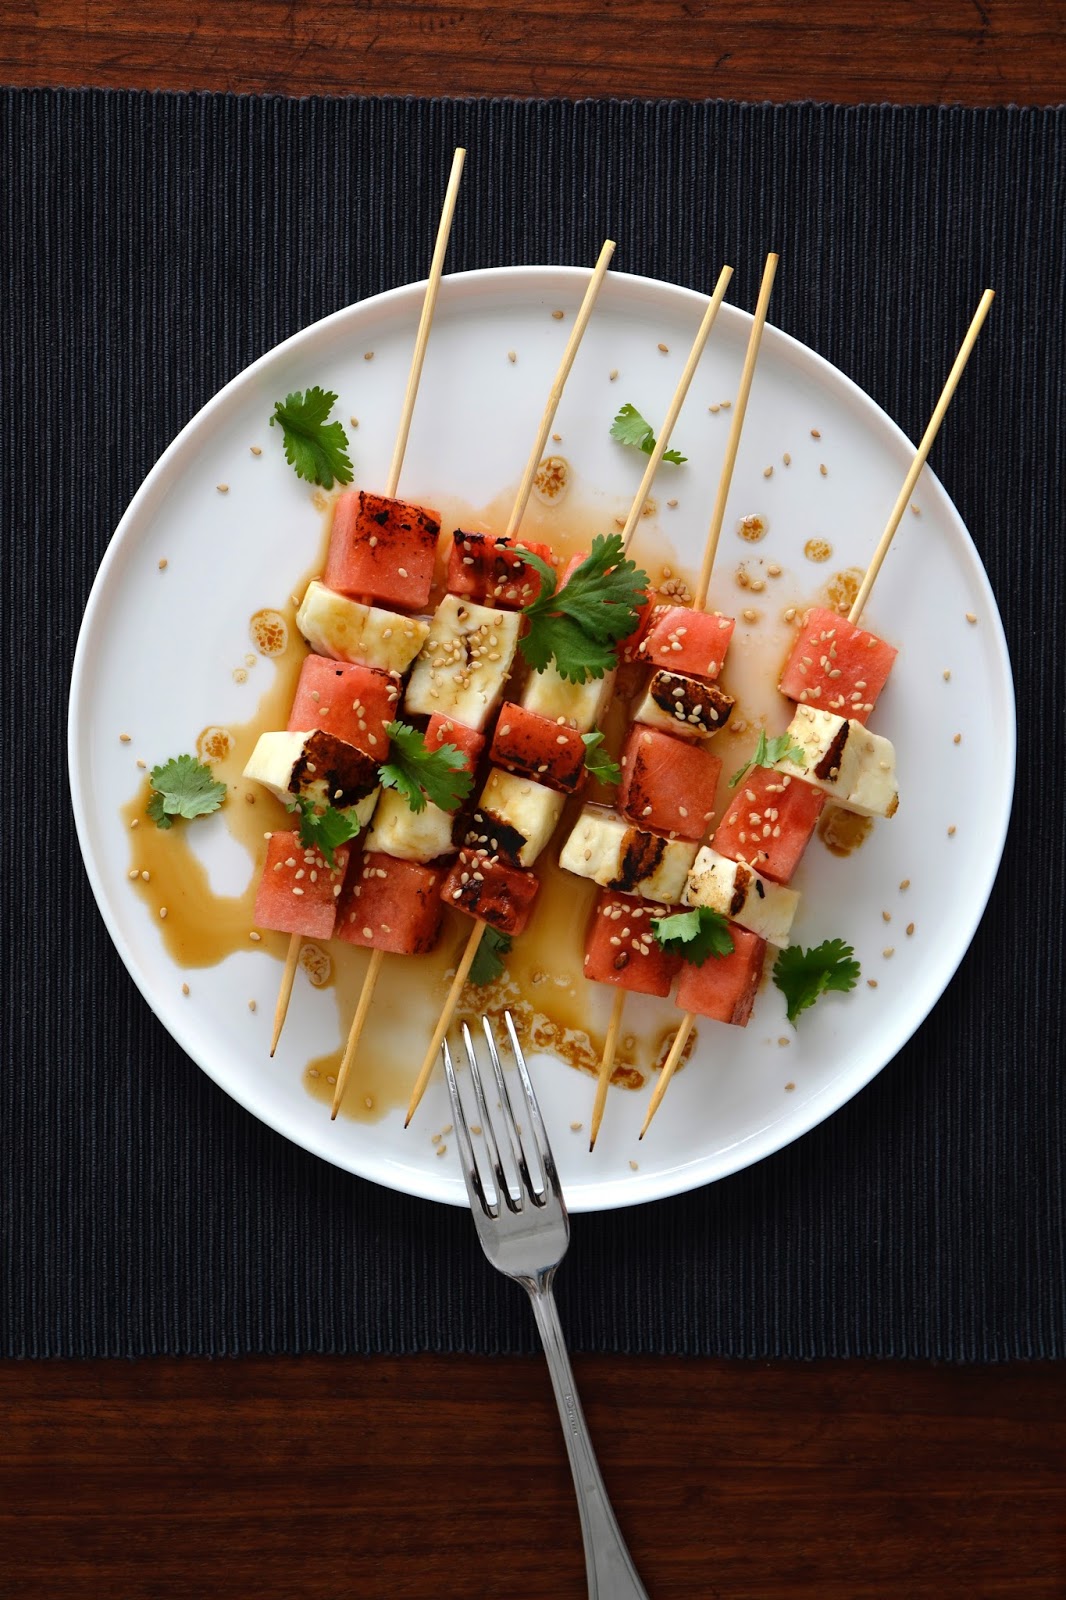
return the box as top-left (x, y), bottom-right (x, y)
top-left (5, 5), bottom-right (1064, 1597)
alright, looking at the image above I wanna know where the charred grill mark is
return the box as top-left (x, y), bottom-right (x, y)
top-left (649, 670), bottom-right (735, 736)
top-left (610, 828), bottom-right (667, 892)
top-left (363, 491), bottom-right (440, 547)
top-left (291, 730), bottom-right (379, 807)
top-left (729, 861), bottom-right (752, 918)
top-left (814, 721), bottom-right (850, 781)
top-left (465, 808), bottom-right (528, 866)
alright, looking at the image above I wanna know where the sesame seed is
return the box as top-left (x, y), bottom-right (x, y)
top-left (943, 669), bottom-right (951, 681)
top-left (763, 465), bottom-right (773, 479)
top-left (217, 482), bottom-right (229, 493)
top-left (906, 923), bottom-right (915, 936)
top-left (657, 342), bottom-right (669, 353)
top-left (507, 350), bottom-right (517, 363)
top-left (810, 428), bottom-right (821, 438)
top-left (363, 350), bottom-right (374, 360)
top-left (119, 732), bottom-right (132, 743)
top-left (250, 445), bottom-right (262, 456)
top-left (250, 931), bottom-right (261, 942)
top-left (248, 999), bottom-right (257, 1012)
top-left (182, 983), bottom-right (190, 996)
top-left (965, 611), bottom-right (977, 624)
top-left (552, 309), bottom-right (564, 320)
top-left (953, 733), bottom-right (962, 744)
top-left (882, 910), bottom-right (891, 923)
top-left (947, 824), bottom-right (957, 837)
top-left (883, 948), bottom-right (894, 959)
top-left (899, 878), bottom-right (910, 890)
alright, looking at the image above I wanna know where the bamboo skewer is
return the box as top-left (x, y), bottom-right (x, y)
top-left (849, 287), bottom-right (995, 625)
top-left (590, 253), bottom-right (777, 1149)
top-left (694, 253), bottom-right (779, 610)
top-left (268, 147), bottom-right (466, 1062)
top-left (403, 240), bottom-right (617, 1128)
top-left (641, 285), bottom-right (995, 1142)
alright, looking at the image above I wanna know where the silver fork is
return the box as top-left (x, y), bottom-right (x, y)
top-left (442, 1011), bottom-right (650, 1600)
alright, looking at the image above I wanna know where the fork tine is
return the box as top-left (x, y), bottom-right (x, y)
top-left (480, 1015), bottom-right (543, 1206)
top-left (442, 1039), bottom-right (496, 1219)
top-left (461, 1021), bottom-right (520, 1213)
top-left (503, 1009), bottom-right (564, 1205)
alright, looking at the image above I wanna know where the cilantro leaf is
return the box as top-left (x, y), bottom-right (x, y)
top-left (773, 939), bottom-right (861, 1025)
top-left (728, 728), bottom-right (807, 789)
top-left (650, 906), bottom-right (735, 965)
top-left (468, 926), bottom-right (513, 987)
top-left (292, 797), bottom-right (361, 868)
top-left (269, 387), bottom-right (353, 489)
top-left (519, 534), bottom-right (651, 684)
top-left (146, 754), bottom-right (226, 830)
top-left (379, 721), bottom-right (473, 815)
top-left (610, 402), bottom-right (687, 466)
top-left (581, 731), bottom-right (621, 787)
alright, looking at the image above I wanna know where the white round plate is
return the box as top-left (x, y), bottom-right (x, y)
top-left (69, 266), bottom-right (1014, 1211)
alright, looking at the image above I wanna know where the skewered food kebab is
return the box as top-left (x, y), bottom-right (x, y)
top-left (638, 287), bottom-right (995, 1138)
top-left (555, 252), bottom-right (780, 1148)
top-left (403, 262), bottom-right (737, 1124)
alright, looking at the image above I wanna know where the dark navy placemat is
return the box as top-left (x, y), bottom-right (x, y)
top-left (2, 89), bottom-right (1062, 1359)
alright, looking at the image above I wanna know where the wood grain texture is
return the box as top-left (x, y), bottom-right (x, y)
top-left (0, 1356), bottom-right (1062, 1599)
top-left (3, 0), bottom-right (1066, 104)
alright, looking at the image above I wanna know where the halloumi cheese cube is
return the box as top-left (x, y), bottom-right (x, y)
top-left (521, 662), bottom-right (615, 732)
top-left (633, 669), bottom-right (735, 741)
top-left (682, 846), bottom-right (799, 948)
top-left (243, 730), bottom-right (379, 827)
top-left (558, 806), bottom-right (697, 904)
top-left (364, 788), bottom-right (457, 864)
top-left (296, 580), bottom-right (429, 674)
top-left (776, 705), bottom-right (899, 818)
top-left (464, 768), bottom-right (565, 868)
top-left (404, 595), bottom-right (520, 730)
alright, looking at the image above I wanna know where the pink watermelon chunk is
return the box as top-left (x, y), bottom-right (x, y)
top-left (447, 532), bottom-right (554, 608)
top-left (583, 890), bottom-right (681, 997)
top-left (253, 830), bottom-right (351, 939)
top-left (335, 851), bottom-right (444, 955)
top-left (323, 490), bottom-right (440, 611)
top-left (441, 849), bottom-right (539, 935)
top-left (712, 767), bottom-right (826, 884)
top-left (288, 655), bottom-right (400, 759)
top-left (778, 606), bottom-right (897, 724)
top-left (638, 605), bottom-right (736, 680)
top-left (424, 713), bottom-right (485, 775)
top-left (618, 725), bottom-right (720, 841)
top-left (490, 702), bottom-right (587, 794)
top-left (676, 925), bottom-right (766, 1025)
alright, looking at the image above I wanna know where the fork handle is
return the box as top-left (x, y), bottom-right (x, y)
top-left (528, 1282), bottom-right (650, 1600)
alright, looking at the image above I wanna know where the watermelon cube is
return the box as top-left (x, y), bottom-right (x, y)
top-left (619, 725), bottom-right (721, 841)
top-left (619, 590), bottom-right (658, 663)
top-left (447, 532), bottom-right (554, 608)
top-left (778, 605), bottom-right (897, 724)
top-left (583, 890), bottom-right (681, 997)
top-left (253, 830), bottom-right (351, 939)
top-left (335, 851), bottom-right (444, 955)
top-left (288, 655), bottom-right (400, 759)
top-left (441, 848), bottom-right (540, 936)
top-left (712, 767), bottom-right (825, 884)
top-left (323, 490), bottom-right (440, 611)
top-left (424, 713), bottom-right (485, 775)
top-left (676, 925), bottom-right (766, 1026)
top-left (490, 702), bottom-right (587, 794)
top-left (638, 605), bottom-right (736, 681)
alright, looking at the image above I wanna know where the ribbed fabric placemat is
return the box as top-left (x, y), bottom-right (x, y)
top-left (2, 90), bottom-right (1062, 1359)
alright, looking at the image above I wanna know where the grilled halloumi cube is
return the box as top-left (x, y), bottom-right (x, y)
top-left (404, 595), bottom-right (520, 730)
top-left (558, 807), bottom-right (697, 904)
top-left (633, 669), bottom-right (735, 741)
top-left (521, 662), bottom-right (616, 732)
top-left (682, 846), bottom-right (799, 948)
top-left (243, 730), bottom-right (379, 827)
top-left (776, 705), bottom-right (899, 818)
top-left (296, 580), bottom-right (429, 674)
top-left (364, 788), bottom-right (457, 864)
top-left (465, 768), bottom-right (565, 868)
